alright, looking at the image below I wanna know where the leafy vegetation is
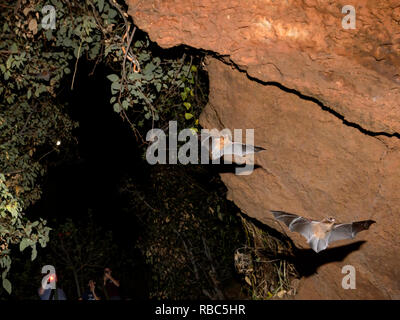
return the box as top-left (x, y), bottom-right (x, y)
top-left (120, 164), bottom-right (246, 299)
top-left (235, 215), bottom-right (298, 299)
top-left (0, 0), bottom-right (207, 293)
top-left (0, 174), bottom-right (50, 294)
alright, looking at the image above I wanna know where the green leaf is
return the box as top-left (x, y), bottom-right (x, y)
top-left (181, 91), bottom-right (187, 101)
top-left (128, 73), bottom-right (142, 81)
top-left (2, 278), bottom-right (11, 294)
top-left (113, 103), bottom-right (121, 113)
top-left (107, 74), bottom-right (119, 82)
top-left (183, 102), bottom-right (191, 110)
top-left (185, 113), bottom-right (193, 120)
top-left (31, 245), bottom-right (37, 261)
top-left (45, 29), bottom-right (53, 41)
top-left (19, 238), bottom-right (29, 252)
top-left (108, 9), bottom-right (117, 19)
top-left (6, 57), bottom-right (12, 69)
top-left (98, 0), bottom-right (105, 12)
top-left (111, 81), bottom-right (121, 92)
top-left (63, 38), bottom-right (72, 47)
top-left (10, 43), bottom-right (18, 53)
top-left (143, 63), bottom-right (156, 74)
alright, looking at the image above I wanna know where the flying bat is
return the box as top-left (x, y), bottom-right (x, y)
top-left (200, 132), bottom-right (265, 160)
top-left (270, 210), bottom-right (375, 253)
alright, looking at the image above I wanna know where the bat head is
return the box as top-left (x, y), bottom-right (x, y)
top-left (219, 136), bottom-right (226, 150)
top-left (322, 217), bottom-right (336, 225)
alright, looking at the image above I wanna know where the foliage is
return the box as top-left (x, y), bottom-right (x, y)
top-left (107, 52), bottom-right (205, 139)
top-left (120, 165), bottom-right (245, 299)
top-left (235, 215), bottom-right (298, 299)
top-left (1, 0), bottom-right (207, 293)
top-left (0, 174), bottom-right (50, 294)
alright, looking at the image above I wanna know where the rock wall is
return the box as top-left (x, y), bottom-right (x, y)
top-left (127, 0), bottom-right (400, 299)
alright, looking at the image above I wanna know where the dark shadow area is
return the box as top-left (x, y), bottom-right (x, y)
top-left (26, 61), bottom-right (150, 300)
top-left (20, 46), bottom-right (247, 300)
top-left (239, 211), bottom-right (295, 246)
top-left (209, 163), bottom-right (262, 174)
top-left (286, 241), bottom-right (366, 277)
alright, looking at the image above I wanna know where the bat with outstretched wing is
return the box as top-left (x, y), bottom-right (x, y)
top-left (200, 132), bottom-right (265, 160)
top-left (271, 210), bottom-right (375, 253)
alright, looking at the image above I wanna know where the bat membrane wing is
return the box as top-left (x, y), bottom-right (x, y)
top-left (200, 132), bottom-right (223, 160)
top-left (211, 145), bottom-right (222, 160)
top-left (271, 211), bottom-right (302, 226)
top-left (253, 145), bottom-right (266, 153)
top-left (271, 211), bottom-right (313, 241)
top-left (352, 220), bottom-right (375, 235)
top-left (237, 143), bottom-right (254, 156)
top-left (289, 218), bottom-right (313, 242)
top-left (228, 143), bottom-right (265, 156)
top-left (209, 137), bottom-right (225, 160)
top-left (328, 223), bottom-right (353, 244)
top-left (219, 143), bottom-right (240, 156)
top-left (328, 220), bottom-right (375, 244)
top-left (222, 142), bottom-right (234, 156)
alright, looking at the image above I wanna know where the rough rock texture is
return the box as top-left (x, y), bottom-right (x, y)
top-left (127, 0), bottom-right (400, 299)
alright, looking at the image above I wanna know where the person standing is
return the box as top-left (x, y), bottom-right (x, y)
top-left (103, 267), bottom-right (121, 300)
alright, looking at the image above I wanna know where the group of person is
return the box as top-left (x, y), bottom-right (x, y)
top-left (38, 267), bottom-right (121, 300)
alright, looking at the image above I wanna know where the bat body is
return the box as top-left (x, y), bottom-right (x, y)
top-left (271, 210), bottom-right (375, 253)
top-left (200, 132), bottom-right (265, 160)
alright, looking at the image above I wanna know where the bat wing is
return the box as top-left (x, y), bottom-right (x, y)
top-left (328, 220), bottom-right (375, 244)
top-left (199, 131), bottom-right (217, 143)
top-left (271, 210), bottom-right (314, 242)
top-left (225, 142), bottom-right (265, 157)
top-left (210, 139), bottom-right (224, 160)
top-left (200, 133), bottom-right (224, 160)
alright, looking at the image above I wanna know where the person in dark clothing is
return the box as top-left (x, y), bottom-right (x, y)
top-left (103, 267), bottom-right (121, 300)
top-left (38, 273), bottom-right (67, 300)
top-left (80, 279), bottom-right (101, 300)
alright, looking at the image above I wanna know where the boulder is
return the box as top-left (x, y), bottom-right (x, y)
top-left (127, 0), bottom-right (400, 299)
